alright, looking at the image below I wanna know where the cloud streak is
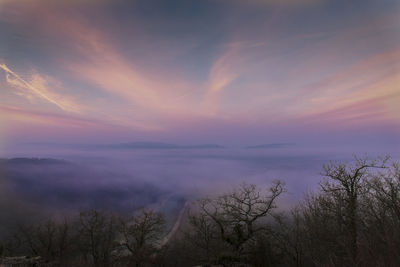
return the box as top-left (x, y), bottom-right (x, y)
top-left (0, 0), bottom-right (399, 145)
top-left (0, 64), bottom-right (81, 113)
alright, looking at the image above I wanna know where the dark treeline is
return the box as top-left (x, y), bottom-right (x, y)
top-left (1, 155), bottom-right (400, 267)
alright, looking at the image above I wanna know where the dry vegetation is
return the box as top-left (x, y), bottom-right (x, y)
top-left (1, 155), bottom-right (399, 267)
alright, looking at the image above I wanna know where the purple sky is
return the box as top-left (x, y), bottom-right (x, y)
top-left (0, 0), bottom-right (399, 150)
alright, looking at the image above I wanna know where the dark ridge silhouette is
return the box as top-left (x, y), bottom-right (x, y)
top-left (22, 142), bottom-right (226, 150)
top-left (0, 158), bottom-right (178, 213)
top-left (246, 143), bottom-right (295, 149)
top-left (5, 158), bottom-right (70, 165)
top-left (101, 142), bottom-right (226, 150)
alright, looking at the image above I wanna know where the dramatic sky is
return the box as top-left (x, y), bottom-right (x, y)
top-left (1, 0), bottom-right (399, 148)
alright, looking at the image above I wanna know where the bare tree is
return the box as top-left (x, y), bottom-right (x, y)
top-left (184, 211), bottom-right (225, 264)
top-left (11, 218), bottom-right (72, 264)
top-left (318, 155), bottom-right (389, 265)
top-left (361, 161), bottom-right (400, 266)
top-left (272, 207), bottom-right (306, 267)
top-left (78, 209), bottom-right (118, 267)
top-left (118, 208), bottom-right (165, 266)
top-left (193, 181), bottom-right (285, 262)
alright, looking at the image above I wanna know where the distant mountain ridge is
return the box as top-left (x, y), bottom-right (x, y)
top-left (246, 143), bottom-right (295, 149)
top-left (23, 142), bottom-right (225, 150)
top-left (4, 158), bottom-right (69, 165)
top-left (100, 142), bottom-right (225, 149)
top-left (21, 141), bottom-right (296, 150)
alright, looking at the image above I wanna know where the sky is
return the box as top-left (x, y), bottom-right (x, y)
top-left (0, 0), bottom-right (400, 149)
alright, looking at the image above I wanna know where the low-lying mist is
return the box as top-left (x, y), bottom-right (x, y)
top-left (1, 144), bottom-right (399, 231)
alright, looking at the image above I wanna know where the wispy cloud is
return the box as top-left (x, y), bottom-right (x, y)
top-left (0, 64), bottom-right (82, 113)
top-left (297, 48), bottom-right (400, 122)
top-left (0, 0), bottom-right (399, 144)
top-left (207, 44), bottom-right (240, 95)
top-left (203, 43), bottom-right (241, 114)
top-left (34, 10), bottom-right (202, 119)
top-left (0, 104), bottom-right (96, 127)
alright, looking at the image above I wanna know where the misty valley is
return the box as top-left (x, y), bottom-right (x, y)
top-left (1, 0), bottom-right (400, 265)
top-left (1, 146), bottom-right (400, 266)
